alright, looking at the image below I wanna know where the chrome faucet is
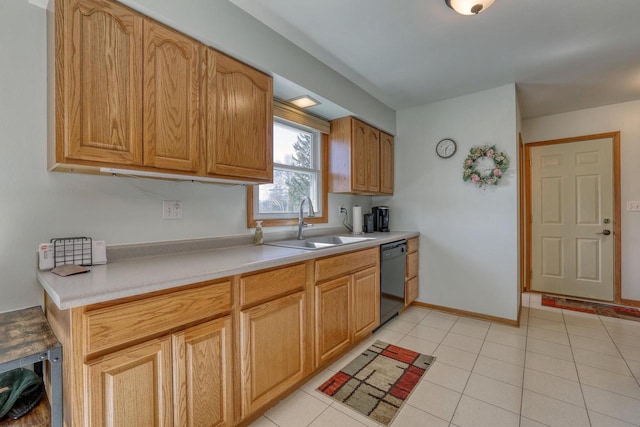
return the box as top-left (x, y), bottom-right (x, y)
top-left (297, 196), bottom-right (315, 240)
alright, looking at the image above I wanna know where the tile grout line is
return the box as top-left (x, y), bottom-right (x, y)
top-left (394, 308), bottom-right (454, 426)
top-left (528, 312), bottom-right (640, 404)
top-left (599, 314), bottom-right (640, 389)
top-left (562, 306), bottom-right (593, 427)
top-left (403, 310), bottom-right (462, 424)
top-left (443, 315), bottom-right (488, 425)
top-left (259, 301), bottom-right (640, 427)
top-left (518, 297), bottom-right (530, 427)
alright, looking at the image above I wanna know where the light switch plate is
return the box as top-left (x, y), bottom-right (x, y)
top-left (627, 201), bottom-right (640, 212)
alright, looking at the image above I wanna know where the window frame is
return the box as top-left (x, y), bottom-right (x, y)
top-left (246, 120), bottom-right (328, 228)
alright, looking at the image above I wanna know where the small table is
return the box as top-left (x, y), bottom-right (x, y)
top-left (0, 307), bottom-right (62, 427)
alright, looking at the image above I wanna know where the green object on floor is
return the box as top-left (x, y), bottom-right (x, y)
top-left (0, 368), bottom-right (43, 419)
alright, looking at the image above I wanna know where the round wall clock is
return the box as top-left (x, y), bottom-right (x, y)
top-left (436, 138), bottom-right (457, 159)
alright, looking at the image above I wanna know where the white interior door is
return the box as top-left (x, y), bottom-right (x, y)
top-left (530, 138), bottom-right (614, 301)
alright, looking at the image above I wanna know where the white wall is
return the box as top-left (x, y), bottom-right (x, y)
top-left (523, 100), bottom-right (640, 301)
top-left (375, 84), bottom-right (520, 321)
top-left (0, 0), bottom-right (371, 313)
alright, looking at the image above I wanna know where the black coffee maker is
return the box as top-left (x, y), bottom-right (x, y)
top-left (372, 206), bottom-right (390, 232)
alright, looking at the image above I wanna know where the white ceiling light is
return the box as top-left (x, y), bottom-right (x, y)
top-left (288, 95), bottom-right (320, 109)
top-left (445, 0), bottom-right (495, 15)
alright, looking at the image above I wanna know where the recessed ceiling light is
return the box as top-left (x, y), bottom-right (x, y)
top-left (288, 96), bottom-right (320, 109)
top-left (445, 0), bottom-right (495, 15)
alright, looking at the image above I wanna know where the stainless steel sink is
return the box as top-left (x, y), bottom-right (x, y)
top-left (266, 235), bottom-right (375, 250)
top-left (307, 235), bottom-right (374, 245)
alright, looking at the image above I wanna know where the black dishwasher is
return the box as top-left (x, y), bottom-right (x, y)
top-left (379, 240), bottom-right (407, 326)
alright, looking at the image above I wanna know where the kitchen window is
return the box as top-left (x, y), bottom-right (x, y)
top-left (247, 103), bottom-right (329, 227)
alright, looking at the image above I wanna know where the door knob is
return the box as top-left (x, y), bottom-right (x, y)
top-left (597, 229), bottom-right (611, 236)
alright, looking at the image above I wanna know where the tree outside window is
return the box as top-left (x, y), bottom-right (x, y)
top-left (255, 119), bottom-right (321, 218)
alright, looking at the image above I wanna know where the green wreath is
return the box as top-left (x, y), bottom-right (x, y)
top-left (462, 145), bottom-right (509, 187)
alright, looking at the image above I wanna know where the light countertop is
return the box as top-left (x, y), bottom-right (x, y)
top-left (38, 231), bottom-right (418, 310)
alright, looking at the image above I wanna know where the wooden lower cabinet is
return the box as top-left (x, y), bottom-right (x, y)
top-left (406, 276), bottom-right (419, 305)
top-left (405, 237), bottom-right (420, 306)
top-left (85, 336), bottom-right (173, 427)
top-left (315, 252), bottom-right (380, 367)
top-left (173, 317), bottom-right (233, 427)
top-left (315, 276), bottom-right (352, 366)
top-left (47, 248), bottom-right (387, 426)
top-left (239, 291), bottom-right (306, 417)
top-left (84, 317), bottom-right (233, 427)
top-left (353, 266), bottom-right (380, 341)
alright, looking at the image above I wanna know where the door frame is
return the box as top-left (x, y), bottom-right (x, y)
top-left (524, 132), bottom-right (621, 302)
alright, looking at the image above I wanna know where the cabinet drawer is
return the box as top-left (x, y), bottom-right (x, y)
top-left (315, 248), bottom-right (378, 283)
top-left (84, 280), bottom-right (231, 355)
top-left (407, 237), bottom-right (419, 254)
top-left (240, 263), bottom-right (306, 307)
top-left (407, 251), bottom-right (419, 279)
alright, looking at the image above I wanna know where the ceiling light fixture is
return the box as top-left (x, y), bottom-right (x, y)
top-left (445, 0), bottom-right (495, 15)
top-left (288, 95), bottom-right (320, 109)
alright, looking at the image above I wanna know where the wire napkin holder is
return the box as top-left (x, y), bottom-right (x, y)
top-left (51, 237), bottom-right (92, 267)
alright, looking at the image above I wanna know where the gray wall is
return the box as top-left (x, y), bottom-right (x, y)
top-left (375, 84), bottom-right (520, 321)
top-left (119, 0), bottom-right (396, 133)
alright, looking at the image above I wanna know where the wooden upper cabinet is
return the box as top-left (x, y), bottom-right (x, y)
top-left (205, 48), bottom-right (273, 181)
top-left (143, 20), bottom-right (201, 173)
top-left (351, 119), bottom-right (368, 192)
top-left (366, 125), bottom-right (380, 193)
top-left (329, 116), bottom-right (392, 195)
top-left (60, 0), bottom-right (143, 165)
top-left (54, 0), bottom-right (274, 183)
top-left (380, 132), bottom-right (394, 194)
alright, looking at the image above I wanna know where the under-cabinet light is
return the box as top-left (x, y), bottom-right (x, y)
top-left (99, 168), bottom-right (255, 185)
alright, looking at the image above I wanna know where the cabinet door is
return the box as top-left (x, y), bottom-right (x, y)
top-left (407, 251), bottom-right (419, 280)
top-left (62, 0), bottom-right (143, 165)
top-left (315, 276), bottom-right (352, 366)
top-left (406, 276), bottom-right (419, 306)
top-left (350, 119), bottom-right (368, 192)
top-left (240, 292), bottom-right (306, 417)
top-left (352, 266), bottom-right (380, 340)
top-left (380, 132), bottom-right (394, 194)
top-left (85, 337), bottom-right (172, 427)
top-left (366, 126), bottom-right (380, 193)
top-left (205, 49), bottom-right (273, 181)
top-left (173, 317), bottom-right (233, 427)
top-left (143, 20), bottom-right (201, 172)
top-left (405, 245), bottom-right (419, 306)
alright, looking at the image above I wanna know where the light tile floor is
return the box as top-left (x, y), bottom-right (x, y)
top-left (250, 293), bottom-right (640, 427)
